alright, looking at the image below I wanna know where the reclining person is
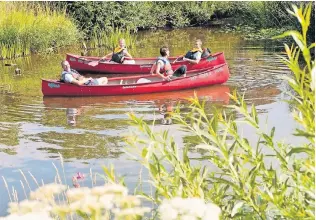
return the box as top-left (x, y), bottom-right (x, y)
top-left (182, 39), bottom-right (203, 64)
top-left (149, 46), bottom-right (187, 81)
top-left (60, 60), bottom-right (108, 86)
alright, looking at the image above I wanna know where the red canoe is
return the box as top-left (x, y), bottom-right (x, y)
top-left (42, 63), bottom-right (230, 97)
top-left (43, 84), bottom-right (230, 108)
top-left (66, 52), bottom-right (226, 74)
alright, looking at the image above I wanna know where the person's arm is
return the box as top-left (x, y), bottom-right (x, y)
top-left (65, 74), bottom-right (92, 86)
top-left (123, 50), bottom-right (133, 59)
top-left (151, 61), bottom-right (169, 80)
top-left (183, 52), bottom-right (201, 64)
top-left (101, 52), bottom-right (113, 60)
top-left (71, 77), bottom-right (93, 86)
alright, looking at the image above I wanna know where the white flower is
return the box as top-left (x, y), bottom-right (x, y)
top-left (66, 187), bottom-right (91, 202)
top-left (91, 184), bottom-right (128, 196)
top-left (181, 214), bottom-right (198, 220)
top-left (99, 194), bottom-right (115, 209)
top-left (8, 200), bottom-right (51, 215)
top-left (0, 212), bottom-right (52, 220)
top-left (113, 207), bottom-right (151, 217)
top-left (158, 201), bottom-right (178, 220)
top-left (30, 184), bottom-right (66, 201)
top-left (159, 198), bottom-right (221, 220)
top-left (116, 195), bottom-right (141, 208)
top-left (203, 203), bottom-right (221, 220)
top-left (69, 195), bottom-right (101, 214)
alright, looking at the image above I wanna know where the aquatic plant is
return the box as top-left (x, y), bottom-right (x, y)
top-left (0, 2), bottom-right (80, 60)
top-left (86, 27), bottom-right (137, 50)
top-left (124, 3), bottom-right (314, 219)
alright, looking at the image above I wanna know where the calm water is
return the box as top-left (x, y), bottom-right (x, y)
top-left (0, 27), bottom-right (299, 215)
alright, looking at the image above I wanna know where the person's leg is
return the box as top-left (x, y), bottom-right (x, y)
top-left (97, 77), bottom-right (108, 85)
top-left (173, 65), bottom-right (187, 77)
top-left (123, 59), bottom-right (136, 64)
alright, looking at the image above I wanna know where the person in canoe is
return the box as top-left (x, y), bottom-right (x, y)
top-left (60, 60), bottom-right (108, 86)
top-left (181, 39), bottom-right (203, 64)
top-left (101, 39), bottom-right (135, 64)
top-left (150, 46), bottom-right (187, 81)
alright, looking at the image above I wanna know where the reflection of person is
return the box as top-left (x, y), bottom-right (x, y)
top-left (61, 60), bottom-right (108, 86)
top-left (102, 39), bottom-right (135, 64)
top-left (150, 46), bottom-right (187, 81)
top-left (66, 108), bottom-right (81, 126)
top-left (182, 39), bottom-right (203, 64)
top-left (159, 103), bottom-right (174, 125)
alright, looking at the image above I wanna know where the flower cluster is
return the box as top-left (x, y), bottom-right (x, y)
top-left (159, 197), bottom-right (221, 220)
top-left (1, 183), bottom-right (149, 220)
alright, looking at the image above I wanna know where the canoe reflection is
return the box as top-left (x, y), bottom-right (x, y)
top-left (43, 85), bottom-right (230, 126)
top-left (43, 85), bottom-right (230, 109)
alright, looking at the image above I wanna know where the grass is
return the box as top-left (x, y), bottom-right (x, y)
top-left (86, 27), bottom-right (137, 51)
top-left (0, 2), bottom-right (80, 60)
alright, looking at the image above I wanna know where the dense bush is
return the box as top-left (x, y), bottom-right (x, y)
top-left (53, 1), bottom-right (314, 42)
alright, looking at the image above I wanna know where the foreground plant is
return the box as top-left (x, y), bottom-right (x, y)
top-left (1, 183), bottom-right (150, 220)
top-left (126, 3), bottom-right (314, 219)
top-left (1, 182), bottom-right (220, 220)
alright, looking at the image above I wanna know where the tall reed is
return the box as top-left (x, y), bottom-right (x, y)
top-left (0, 2), bottom-right (80, 60)
top-left (86, 27), bottom-right (137, 50)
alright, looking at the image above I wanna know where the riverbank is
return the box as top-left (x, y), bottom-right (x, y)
top-left (1, 2), bottom-right (314, 60)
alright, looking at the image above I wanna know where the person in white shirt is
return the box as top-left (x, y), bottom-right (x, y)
top-left (60, 60), bottom-right (108, 86)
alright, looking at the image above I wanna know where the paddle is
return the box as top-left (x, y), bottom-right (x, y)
top-left (89, 45), bottom-right (115, 66)
top-left (172, 56), bottom-right (183, 63)
top-left (88, 58), bottom-right (109, 66)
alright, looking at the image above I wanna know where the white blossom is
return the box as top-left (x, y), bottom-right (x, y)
top-left (0, 212), bottom-right (52, 220)
top-left (99, 194), bottom-right (115, 209)
top-left (159, 197), bottom-right (221, 220)
top-left (91, 184), bottom-right (128, 196)
top-left (8, 200), bottom-right (51, 215)
top-left (203, 203), bottom-right (222, 220)
top-left (30, 184), bottom-right (66, 201)
top-left (112, 207), bottom-right (151, 217)
top-left (66, 187), bottom-right (91, 202)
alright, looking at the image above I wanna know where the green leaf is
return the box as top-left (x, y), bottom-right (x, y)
top-left (195, 144), bottom-right (221, 154)
top-left (231, 201), bottom-right (244, 217)
top-left (270, 127), bottom-right (275, 139)
top-left (149, 163), bottom-right (158, 177)
top-left (142, 147), bottom-right (148, 158)
top-left (287, 147), bottom-right (314, 157)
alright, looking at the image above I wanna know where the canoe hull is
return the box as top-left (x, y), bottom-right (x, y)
top-left (42, 64), bottom-right (230, 97)
top-left (66, 52), bottom-right (226, 74)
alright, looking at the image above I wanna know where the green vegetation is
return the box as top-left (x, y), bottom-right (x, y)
top-left (124, 3), bottom-right (314, 219)
top-left (1, 3), bottom-right (314, 219)
top-left (87, 27), bottom-right (137, 51)
top-left (1, 1), bottom-right (314, 59)
top-left (60, 2), bottom-right (314, 40)
top-left (0, 2), bottom-right (80, 59)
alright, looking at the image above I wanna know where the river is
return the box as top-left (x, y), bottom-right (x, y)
top-left (0, 27), bottom-right (300, 216)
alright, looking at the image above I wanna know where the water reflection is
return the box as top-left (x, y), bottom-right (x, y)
top-left (66, 108), bottom-right (81, 126)
top-left (159, 103), bottom-right (174, 125)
